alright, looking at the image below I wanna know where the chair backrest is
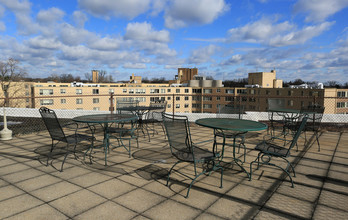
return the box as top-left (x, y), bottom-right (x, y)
top-left (267, 98), bottom-right (285, 110)
top-left (116, 100), bottom-right (139, 114)
top-left (285, 114), bottom-right (308, 155)
top-left (147, 101), bottom-right (167, 120)
top-left (39, 107), bottom-right (66, 141)
top-left (218, 105), bottom-right (244, 119)
top-left (162, 113), bottom-right (193, 156)
top-left (303, 105), bottom-right (325, 131)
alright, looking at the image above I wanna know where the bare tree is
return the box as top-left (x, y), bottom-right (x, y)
top-left (84, 70), bottom-right (114, 83)
top-left (0, 58), bottom-right (27, 107)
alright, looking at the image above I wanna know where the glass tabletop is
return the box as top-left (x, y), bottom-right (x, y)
top-left (117, 106), bottom-right (162, 111)
top-left (195, 118), bottom-right (267, 132)
top-left (73, 113), bottom-right (137, 124)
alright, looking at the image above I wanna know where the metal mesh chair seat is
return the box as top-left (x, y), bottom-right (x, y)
top-left (173, 146), bottom-right (217, 162)
top-left (254, 142), bottom-right (290, 157)
top-left (143, 101), bottom-right (167, 141)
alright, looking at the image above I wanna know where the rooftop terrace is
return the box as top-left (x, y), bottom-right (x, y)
top-left (0, 123), bottom-right (348, 219)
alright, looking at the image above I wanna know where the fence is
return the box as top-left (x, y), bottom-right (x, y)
top-left (1, 92), bottom-right (348, 135)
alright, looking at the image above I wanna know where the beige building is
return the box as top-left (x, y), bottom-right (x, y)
top-left (248, 70), bottom-right (283, 88)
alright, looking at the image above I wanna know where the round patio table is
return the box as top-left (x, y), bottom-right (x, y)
top-left (73, 113), bottom-right (138, 165)
top-left (195, 118), bottom-right (267, 178)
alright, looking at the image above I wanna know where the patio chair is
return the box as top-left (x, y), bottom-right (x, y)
top-left (214, 105), bottom-right (247, 162)
top-left (163, 113), bottom-right (223, 198)
top-left (143, 101), bottom-right (167, 140)
top-left (39, 107), bottom-right (95, 171)
top-left (249, 114), bottom-right (308, 187)
top-left (267, 98), bottom-right (286, 137)
top-left (116, 100), bottom-right (139, 114)
top-left (302, 105), bottom-right (325, 151)
top-left (108, 118), bottom-right (139, 158)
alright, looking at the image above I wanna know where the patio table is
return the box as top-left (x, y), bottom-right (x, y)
top-left (195, 118), bottom-right (267, 178)
top-left (73, 113), bottom-right (137, 165)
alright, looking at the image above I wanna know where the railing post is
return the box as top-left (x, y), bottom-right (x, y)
top-left (109, 92), bottom-right (114, 113)
top-left (172, 93), bottom-right (175, 117)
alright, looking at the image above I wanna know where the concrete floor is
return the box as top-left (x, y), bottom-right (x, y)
top-left (0, 123), bottom-right (347, 219)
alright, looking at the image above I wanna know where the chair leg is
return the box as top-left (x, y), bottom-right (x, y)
top-left (166, 161), bottom-right (182, 186)
top-left (315, 131), bottom-right (320, 152)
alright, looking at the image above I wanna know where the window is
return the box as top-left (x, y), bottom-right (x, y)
top-left (76, 98), bottom-right (83, 104)
top-left (203, 104), bottom-right (212, 109)
top-left (192, 96), bottom-right (201, 101)
top-left (185, 89), bottom-right (189, 93)
top-left (93, 89), bottom-right (99, 94)
top-left (203, 96), bottom-right (212, 101)
top-left (161, 89), bottom-right (166, 93)
top-left (123, 89), bottom-right (127, 93)
top-left (176, 97), bottom-right (180, 101)
top-left (216, 89), bottom-right (221, 93)
top-left (176, 104), bottom-right (180, 108)
top-left (150, 89), bottom-right (159, 94)
top-left (40, 99), bottom-right (53, 105)
top-left (93, 107), bottom-right (100, 111)
top-left (237, 89), bottom-right (246, 94)
top-left (337, 102), bottom-right (346, 108)
top-left (136, 89), bottom-right (145, 94)
top-left (129, 89), bottom-right (134, 94)
top-left (216, 97), bottom-right (220, 101)
top-left (176, 89), bottom-right (180, 93)
top-left (204, 89), bottom-right (212, 94)
top-left (250, 89), bottom-right (255, 95)
top-left (39, 89), bottom-right (53, 95)
top-left (192, 104), bottom-right (201, 108)
top-left (225, 97), bottom-right (233, 101)
top-left (185, 96), bottom-right (189, 101)
top-left (61, 99), bottom-right (66, 104)
top-left (167, 89), bottom-right (171, 92)
top-left (93, 98), bottom-right (99, 104)
top-left (184, 104), bottom-right (189, 108)
top-left (76, 89), bottom-right (82, 95)
top-left (288, 100), bottom-right (294, 106)
top-left (225, 89), bottom-right (234, 94)
top-left (288, 90), bottom-right (293, 96)
top-left (266, 90), bottom-right (270, 95)
top-left (60, 89), bottom-right (66, 94)
top-left (167, 96), bottom-right (171, 100)
top-left (167, 104), bottom-right (171, 108)
top-left (337, 91), bottom-right (347, 97)
top-left (192, 89), bottom-right (202, 93)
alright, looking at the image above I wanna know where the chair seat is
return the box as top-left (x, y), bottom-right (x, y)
top-left (108, 127), bottom-right (133, 136)
top-left (65, 134), bottom-right (94, 144)
top-left (174, 146), bottom-right (217, 162)
top-left (255, 141), bottom-right (289, 157)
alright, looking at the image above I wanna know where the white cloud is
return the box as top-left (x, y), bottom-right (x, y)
top-left (27, 36), bottom-right (62, 50)
top-left (78, 0), bottom-right (151, 19)
top-left (73, 11), bottom-right (88, 28)
top-left (188, 45), bottom-right (219, 64)
top-left (293, 0), bottom-right (348, 22)
top-left (124, 22), bottom-right (170, 43)
top-left (87, 37), bottom-right (123, 51)
top-left (36, 7), bottom-right (65, 25)
top-left (164, 0), bottom-right (229, 29)
top-left (123, 63), bottom-right (147, 69)
top-left (59, 24), bottom-right (96, 46)
top-left (228, 18), bottom-right (334, 46)
top-left (0, 21), bottom-right (5, 31)
top-left (221, 54), bottom-right (242, 66)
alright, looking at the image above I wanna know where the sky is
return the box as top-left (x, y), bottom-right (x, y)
top-left (0, 0), bottom-right (348, 83)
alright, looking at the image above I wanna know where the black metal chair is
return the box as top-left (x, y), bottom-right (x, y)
top-left (267, 98), bottom-right (286, 137)
top-left (143, 101), bottom-right (167, 140)
top-left (39, 107), bottom-right (95, 171)
top-left (163, 113), bottom-right (223, 198)
top-left (214, 105), bottom-right (247, 162)
top-left (250, 114), bottom-right (308, 187)
top-left (108, 118), bottom-right (139, 158)
top-left (302, 105), bottom-right (325, 151)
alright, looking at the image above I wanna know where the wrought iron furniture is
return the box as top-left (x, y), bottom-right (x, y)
top-left (303, 106), bottom-right (325, 151)
top-left (195, 117), bottom-right (267, 179)
top-left (117, 105), bottom-right (163, 141)
top-left (267, 98), bottom-right (287, 137)
top-left (39, 107), bottom-right (95, 171)
top-left (163, 113), bottom-right (223, 198)
top-left (215, 105), bottom-right (246, 162)
top-left (143, 101), bottom-right (167, 140)
top-left (72, 113), bottom-right (137, 165)
top-left (249, 114), bottom-right (308, 187)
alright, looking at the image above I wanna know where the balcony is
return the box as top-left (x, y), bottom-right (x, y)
top-left (0, 114), bottom-right (347, 219)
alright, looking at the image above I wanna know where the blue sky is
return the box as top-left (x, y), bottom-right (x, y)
top-left (0, 0), bottom-right (348, 83)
